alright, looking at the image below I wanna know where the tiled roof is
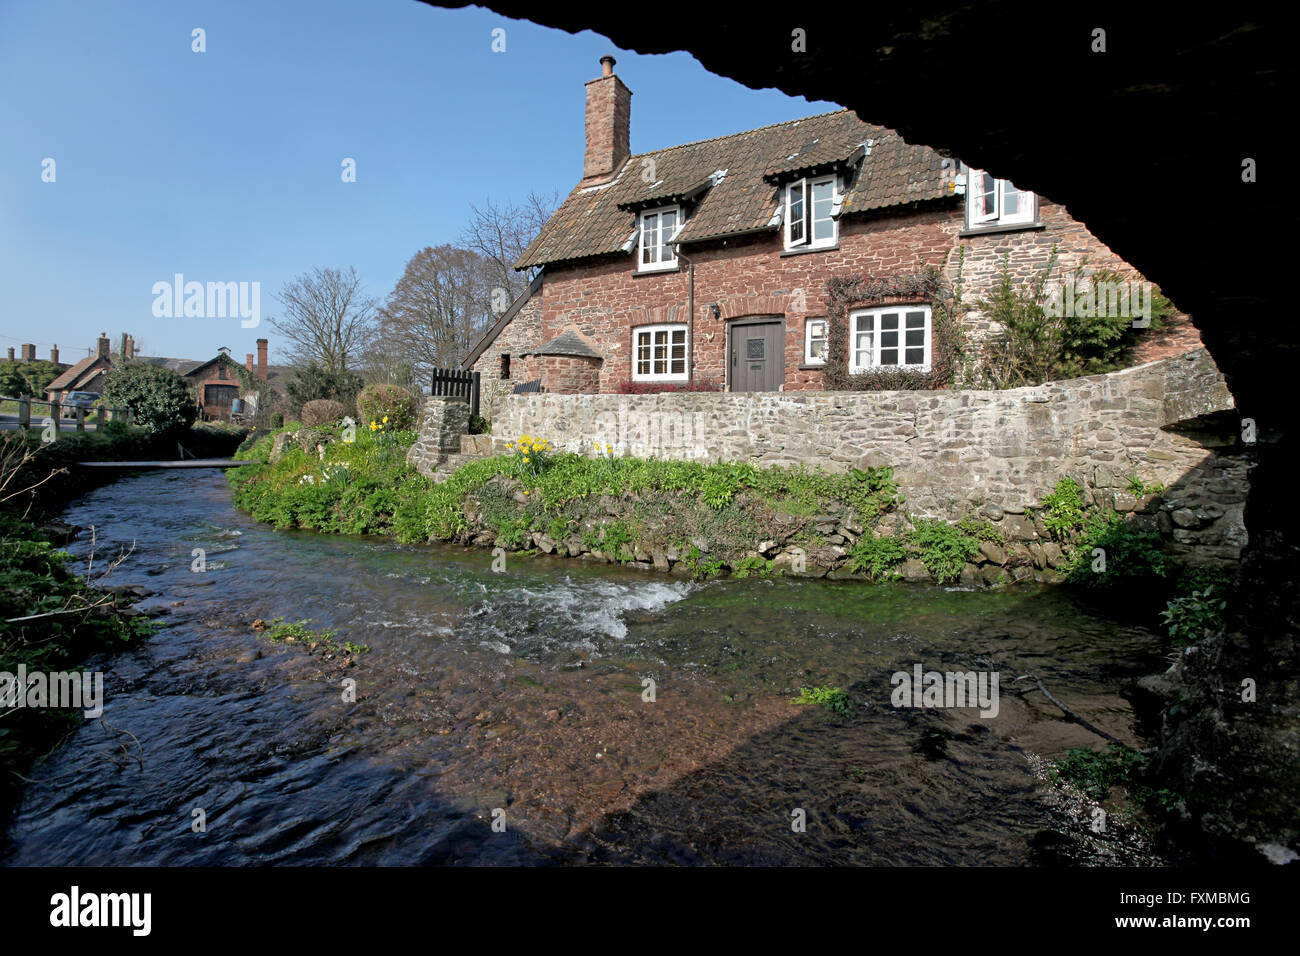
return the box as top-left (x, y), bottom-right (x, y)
top-left (138, 355), bottom-right (203, 376)
top-left (525, 330), bottom-right (601, 358)
top-left (515, 110), bottom-right (954, 269)
top-left (47, 355), bottom-right (108, 391)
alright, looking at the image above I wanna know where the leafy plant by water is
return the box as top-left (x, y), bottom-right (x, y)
top-left (791, 686), bottom-right (853, 716)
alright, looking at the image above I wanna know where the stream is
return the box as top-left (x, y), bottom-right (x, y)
top-left (1, 470), bottom-right (1168, 865)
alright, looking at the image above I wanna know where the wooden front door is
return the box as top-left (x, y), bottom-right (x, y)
top-left (729, 320), bottom-right (784, 392)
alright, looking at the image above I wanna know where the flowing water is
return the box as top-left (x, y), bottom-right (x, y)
top-left (1, 470), bottom-right (1168, 865)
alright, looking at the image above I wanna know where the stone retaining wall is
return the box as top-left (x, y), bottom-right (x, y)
top-left (495, 349), bottom-right (1249, 565)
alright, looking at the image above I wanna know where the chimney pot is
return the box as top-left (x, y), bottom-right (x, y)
top-left (601, 55), bottom-right (616, 77)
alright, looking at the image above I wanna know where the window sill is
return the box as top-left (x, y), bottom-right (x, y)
top-left (958, 221), bottom-right (1045, 238)
top-left (797, 363), bottom-right (827, 371)
top-left (632, 377), bottom-right (689, 384)
top-left (633, 265), bottom-right (682, 277)
top-left (849, 366), bottom-right (932, 376)
top-left (780, 243), bottom-right (839, 257)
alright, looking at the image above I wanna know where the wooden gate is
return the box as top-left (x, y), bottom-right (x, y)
top-left (431, 368), bottom-right (480, 417)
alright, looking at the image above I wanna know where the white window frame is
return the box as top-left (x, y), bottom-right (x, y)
top-left (965, 169), bottom-right (1036, 228)
top-left (804, 318), bottom-right (828, 365)
top-left (637, 206), bottom-right (681, 272)
top-left (632, 323), bottom-right (689, 382)
top-left (848, 306), bottom-right (932, 374)
top-left (784, 174), bottom-right (838, 250)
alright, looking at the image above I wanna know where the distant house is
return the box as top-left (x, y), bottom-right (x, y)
top-left (464, 57), bottom-right (1201, 406)
top-left (46, 333), bottom-right (287, 422)
top-left (139, 338), bottom-right (288, 421)
top-left (45, 333), bottom-right (116, 403)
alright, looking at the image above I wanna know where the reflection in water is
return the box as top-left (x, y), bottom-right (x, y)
top-left (1, 470), bottom-right (1164, 865)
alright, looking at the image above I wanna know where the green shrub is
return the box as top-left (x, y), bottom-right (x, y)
top-left (791, 686), bottom-right (853, 716)
top-left (1160, 586), bottom-right (1228, 647)
top-left (1065, 512), bottom-right (1170, 591)
top-left (846, 533), bottom-right (908, 579)
top-left (356, 384), bottom-right (417, 432)
top-left (286, 363), bottom-right (363, 412)
top-left (906, 518), bottom-right (979, 584)
top-left (301, 399), bottom-right (347, 427)
top-left (100, 363), bottom-right (197, 434)
top-left (1036, 476), bottom-right (1086, 540)
top-left (468, 413), bottom-right (490, 435)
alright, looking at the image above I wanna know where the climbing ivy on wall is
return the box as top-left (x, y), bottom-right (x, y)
top-left (822, 253), bottom-right (970, 391)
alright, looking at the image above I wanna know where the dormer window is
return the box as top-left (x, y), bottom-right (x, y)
top-left (638, 206), bottom-right (680, 272)
top-left (784, 175), bottom-right (838, 251)
top-left (966, 169), bottom-right (1036, 229)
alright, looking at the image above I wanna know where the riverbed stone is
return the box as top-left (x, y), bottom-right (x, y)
top-left (977, 541), bottom-right (1007, 565)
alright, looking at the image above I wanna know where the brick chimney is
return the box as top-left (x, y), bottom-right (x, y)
top-left (50, 344), bottom-right (59, 364)
top-left (6, 347), bottom-right (13, 361)
top-left (582, 55), bottom-right (631, 185)
top-left (122, 333), bottom-right (134, 361)
top-left (256, 338), bottom-right (268, 381)
top-left (97, 333), bottom-right (111, 360)
top-left (20, 343), bottom-right (35, 362)
top-left (246, 352), bottom-right (254, 373)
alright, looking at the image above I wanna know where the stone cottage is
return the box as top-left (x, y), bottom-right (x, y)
top-left (462, 56), bottom-right (1202, 416)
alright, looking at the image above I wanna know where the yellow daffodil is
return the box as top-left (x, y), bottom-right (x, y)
top-left (522, 456), bottom-right (530, 463)
top-left (382, 416), bottom-right (388, 423)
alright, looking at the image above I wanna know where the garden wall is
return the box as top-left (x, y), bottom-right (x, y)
top-left (495, 348), bottom-right (1249, 566)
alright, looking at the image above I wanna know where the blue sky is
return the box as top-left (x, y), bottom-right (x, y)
top-left (0, 0), bottom-right (840, 365)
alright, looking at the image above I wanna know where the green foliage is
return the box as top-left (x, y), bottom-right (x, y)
top-left (356, 384), bottom-right (417, 432)
top-left (906, 518), bottom-right (979, 584)
top-left (286, 363), bottom-right (363, 413)
top-left (978, 253), bottom-right (1177, 388)
top-left (0, 359), bottom-right (63, 398)
top-left (1065, 512), bottom-right (1171, 591)
top-left (1036, 476), bottom-right (1086, 540)
top-left (1049, 743), bottom-right (1180, 815)
top-left (679, 544), bottom-right (725, 580)
top-left (955, 515), bottom-right (1005, 544)
top-left (846, 533), bottom-right (907, 579)
top-left (1160, 586), bottom-right (1228, 647)
top-left (100, 363), bottom-right (198, 434)
top-left (732, 555), bottom-right (776, 578)
top-left (468, 413), bottom-right (490, 435)
top-left (262, 618), bottom-right (369, 656)
top-left (791, 686), bottom-right (853, 716)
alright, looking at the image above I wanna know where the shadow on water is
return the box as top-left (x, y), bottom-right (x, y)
top-left (1, 470), bottom-right (1166, 865)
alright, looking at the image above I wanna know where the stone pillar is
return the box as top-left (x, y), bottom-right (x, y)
top-left (405, 397), bottom-right (472, 478)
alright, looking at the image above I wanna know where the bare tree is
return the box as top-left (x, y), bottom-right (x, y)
top-left (460, 190), bottom-right (559, 307)
top-left (269, 266), bottom-right (378, 372)
top-left (374, 245), bottom-right (495, 377)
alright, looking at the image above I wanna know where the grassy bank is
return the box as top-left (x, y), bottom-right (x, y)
top-left (228, 423), bottom-right (918, 576)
